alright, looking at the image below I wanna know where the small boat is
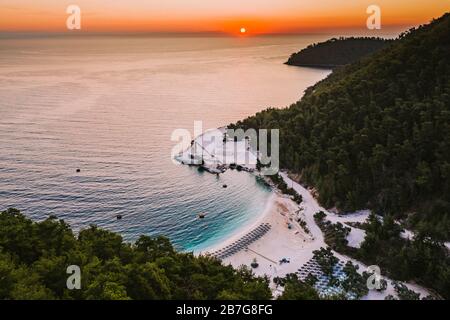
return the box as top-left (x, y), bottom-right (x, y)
top-left (198, 213), bottom-right (206, 219)
top-left (116, 215), bottom-right (122, 220)
top-left (76, 169), bottom-right (81, 173)
top-left (203, 166), bottom-right (222, 174)
top-left (222, 184), bottom-right (228, 188)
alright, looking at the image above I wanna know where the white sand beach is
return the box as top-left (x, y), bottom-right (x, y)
top-left (184, 129), bottom-right (433, 299)
top-left (204, 192), bottom-right (321, 278)
top-left (196, 171), bottom-right (432, 299)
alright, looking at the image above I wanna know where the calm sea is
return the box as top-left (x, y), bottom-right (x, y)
top-left (0, 35), bottom-right (330, 251)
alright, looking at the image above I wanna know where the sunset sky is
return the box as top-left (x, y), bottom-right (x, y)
top-left (0, 0), bottom-right (448, 34)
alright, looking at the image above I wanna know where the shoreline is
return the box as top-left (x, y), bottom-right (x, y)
top-left (198, 176), bottom-right (323, 280)
top-left (194, 190), bottom-right (277, 254)
top-left (195, 169), bottom-right (433, 299)
top-left (178, 128), bottom-right (433, 299)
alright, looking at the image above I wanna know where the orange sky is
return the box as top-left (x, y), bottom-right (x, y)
top-left (0, 0), bottom-right (448, 34)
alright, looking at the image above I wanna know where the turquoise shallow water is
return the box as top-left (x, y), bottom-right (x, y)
top-left (0, 35), bottom-right (330, 251)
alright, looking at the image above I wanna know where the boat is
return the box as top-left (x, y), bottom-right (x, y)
top-left (174, 152), bottom-right (203, 166)
top-left (203, 166), bottom-right (223, 174)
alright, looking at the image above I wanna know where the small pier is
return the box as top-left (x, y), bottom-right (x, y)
top-left (174, 127), bottom-right (258, 175)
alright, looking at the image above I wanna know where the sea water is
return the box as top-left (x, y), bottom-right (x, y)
top-left (0, 34), bottom-right (330, 251)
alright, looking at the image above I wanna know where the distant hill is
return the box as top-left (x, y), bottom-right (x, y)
top-left (285, 37), bottom-right (392, 68)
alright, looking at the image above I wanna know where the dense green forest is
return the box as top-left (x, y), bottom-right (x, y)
top-left (232, 13), bottom-right (450, 241)
top-left (1, 208), bottom-right (382, 300)
top-left (1, 208), bottom-right (437, 299)
top-left (0, 208), bottom-right (273, 300)
top-left (314, 210), bottom-right (449, 298)
top-left (357, 213), bottom-right (449, 298)
top-left (286, 37), bottom-right (392, 68)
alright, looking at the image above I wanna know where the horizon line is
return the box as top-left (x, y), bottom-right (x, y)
top-left (0, 26), bottom-right (411, 39)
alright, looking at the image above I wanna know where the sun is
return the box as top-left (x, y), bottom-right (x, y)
top-left (240, 27), bottom-right (246, 34)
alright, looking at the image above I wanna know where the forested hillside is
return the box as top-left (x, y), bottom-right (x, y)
top-left (232, 13), bottom-right (450, 240)
top-left (286, 37), bottom-right (392, 68)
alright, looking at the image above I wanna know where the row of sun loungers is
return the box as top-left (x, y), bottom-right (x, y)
top-left (297, 257), bottom-right (356, 298)
top-left (209, 223), bottom-right (271, 260)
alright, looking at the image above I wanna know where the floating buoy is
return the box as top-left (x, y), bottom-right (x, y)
top-left (223, 184), bottom-right (228, 188)
top-left (116, 215), bottom-right (122, 220)
top-left (198, 213), bottom-right (206, 219)
top-left (76, 169), bottom-right (81, 173)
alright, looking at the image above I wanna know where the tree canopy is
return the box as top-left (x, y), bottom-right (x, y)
top-left (0, 208), bottom-right (272, 300)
